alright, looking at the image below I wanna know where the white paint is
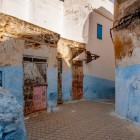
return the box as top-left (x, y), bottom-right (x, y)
top-left (84, 8), bottom-right (115, 81)
top-left (32, 0), bottom-right (63, 34)
top-left (63, 0), bottom-right (113, 42)
top-left (0, 0), bottom-right (3, 12)
top-left (0, 0), bottom-right (63, 34)
top-left (2, 0), bottom-right (31, 21)
top-left (62, 0), bottom-right (115, 81)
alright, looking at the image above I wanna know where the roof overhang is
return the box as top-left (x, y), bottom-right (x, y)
top-left (0, 13), bottom-right (60, 47)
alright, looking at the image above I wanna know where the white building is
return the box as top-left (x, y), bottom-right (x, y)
top-left (0, 0), bottom-right (115, 105)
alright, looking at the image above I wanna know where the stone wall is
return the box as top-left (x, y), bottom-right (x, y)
top-left (114, 0), bottom-right (140, 123)
top-left (0, 88), bottom-right (26, 140)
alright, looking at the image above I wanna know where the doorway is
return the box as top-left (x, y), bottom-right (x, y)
top-left (57, 58), bottom-right (62, 104)
top-left (23, 56), bottom-right (47, 116)
top-left (72, 60), bottom-right (83, 100)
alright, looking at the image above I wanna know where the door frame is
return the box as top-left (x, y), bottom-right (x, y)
top-left (23, 55), bottom-right (48, 116)
top-left (57, 57), bottom-right (63, 104)
top-left (72, 60), bottom-right (83, 100)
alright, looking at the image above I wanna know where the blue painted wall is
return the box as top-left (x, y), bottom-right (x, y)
top-left (84, 75), bottom-right (115, 100)
top-left (62, 71), bottom-right (72, 101)
top-left (0, 66), bottom-right (24, 106)
top-left (0, 89), bottom-right (26, 140)
top-left (115, 64), bottom-right (140, 123)
top-left (47, 68), bottom-right (58, 108)
top-left (61, 72), bottom-right (115, 101)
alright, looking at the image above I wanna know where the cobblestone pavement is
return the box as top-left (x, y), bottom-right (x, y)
top-left (25, 100), bottom-right (140, 140)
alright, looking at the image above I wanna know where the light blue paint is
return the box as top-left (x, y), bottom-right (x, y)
top-left (0, 88), bottom-right (26, 140)
top-left (62, 71), bottom-right (72, 101)
top-left (0, 66), bottom-right (24, 106)
top-left (47, 68), bottom-right (58, 108)
top-left (115, 64), bottom-right (140, 123)
top-left (61, 72), bottom-right (115, 101)
top-left (84, 75), bottom-right (115, 100)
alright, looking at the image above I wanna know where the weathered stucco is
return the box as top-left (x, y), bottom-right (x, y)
top-left (114, 0), bottom-right (140, 123)
top-left (0, 88), bottom-right (26, 140)
top-left (0, 13), bottom-right (60, 47)
top-left (63, 0), bottom-right (113, 42)
top-left (0, 12), bottom-right (60, 139)
top-left (0, 38), bottom-right (24, 66)
top-left (58, 38), bottom-right (85, 66)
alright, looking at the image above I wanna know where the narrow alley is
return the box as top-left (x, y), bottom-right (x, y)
top-left (25, 100), bottom-right (140, 140)
top-left (0, 0), bottom-right (140, 139)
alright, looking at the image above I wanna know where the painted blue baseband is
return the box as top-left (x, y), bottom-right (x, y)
top-left (61, 72), bottom-right (115, 101)
top-left (115, 64), bottom-right (140, 123)
top-left (84, 75), bottom-right (115, 100)
top-left (62, 71), bottom-right (72, 101)
top-left (47, 68), bottom-right (58, 108)
top-left (0, 66), bottom-right (24, 106)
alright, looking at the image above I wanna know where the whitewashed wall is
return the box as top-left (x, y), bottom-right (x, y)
top-left (0, 0), bottom-right (63, 34)
top-left (63, 0), bottom-right (113, 42)
top-left (0, 0), bottom-right (32, 21)
top-left (62, 0), bottom-right (114, 81)
top-left (84, 9), bottom-right (115, 81)
top-left (33, 0), bottom-right (63, 34)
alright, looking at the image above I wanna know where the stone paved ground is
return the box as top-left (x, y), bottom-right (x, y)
top-left (25, 100), bottom-right (140, 140)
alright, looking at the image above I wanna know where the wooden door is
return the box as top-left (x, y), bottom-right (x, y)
top-left (57, 58), bottom-right (62, 104)
top-left (23, 57), bottom-right (47, 116)
top-left (72, 61), bottom-right (83, 100)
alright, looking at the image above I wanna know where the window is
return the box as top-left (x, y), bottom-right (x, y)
top-left (97, 24), bottom-right (103, 40)
top-left (0, 71), bottom-right (2, 87)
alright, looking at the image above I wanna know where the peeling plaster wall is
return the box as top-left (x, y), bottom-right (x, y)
top-left (0, 38), bottom-right (24, 106)
top-left (0, 38), bottom-right (24, 66)
top-left (24, 41), bottom-right (59, 109)
top-left (0, 38), bottom-right (59, 109)
top-left (0, 88), bottom-right (26, 140)
top-left (24, 43), bottom-right (50, 58)
top-left (0, 13), bottom-right (60, 110)
top-left (47, 68), bottom-right (58, 110)
top-left (0, 66), bottom-right (24, 106)
top-left (115, 65), bottom-right (140, 122)
top-left (62, 60), bottom-right (72, 101)
top-left (57, 38), bottom-right (85, 101)
top-left (47, 47), bottom-right (58, 108)
top-left (114, 0), bottom-right (140, 123)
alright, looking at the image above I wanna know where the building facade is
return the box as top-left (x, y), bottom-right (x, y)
top-left (62, 0), bottom-right (115, 101)
top-left (0, 0), bottom-right (115, 113)
top-left (113, 0), bottom-right (140, 123)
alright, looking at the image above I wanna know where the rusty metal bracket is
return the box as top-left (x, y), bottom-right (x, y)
top-left (86, 51), bottom-right (100, 63)
top-left (110, 8), bottom-right (140, 43)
